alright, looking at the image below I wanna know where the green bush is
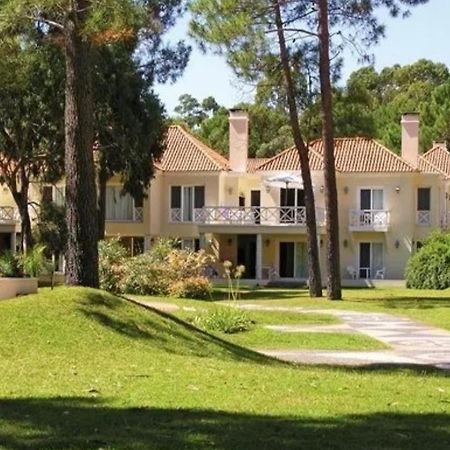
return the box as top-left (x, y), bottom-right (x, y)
top-left (99, 238), bottom-right (128, 293)
top-left (406, 232), bottom-right (450, 289)
top-left (20, 245), bottom-right (49, 277)
top-left (121, 254), bottom-right (170, 296)
top-left (99, 238), bottom-right (214, 297)
top-left (170, 277), bottom-right (212, 300)
top-left (0, 251), bottom-right (22, 278)
top-left (193, 306), bottom-right (253, 334)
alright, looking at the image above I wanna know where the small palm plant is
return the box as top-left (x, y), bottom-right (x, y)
top-left (223, 261), bottom-right (246, 301)
top-left (20, 245), bottom-right (49, 278)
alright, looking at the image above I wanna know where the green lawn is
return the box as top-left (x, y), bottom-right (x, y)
top-left (0, 287), bottom-right (449, 449)
top-left (176, 307), bottom-right (386, 350)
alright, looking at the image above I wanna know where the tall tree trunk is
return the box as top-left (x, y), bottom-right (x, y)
top-left (317, 0), bottom-right (341, 300)
top-left (64, 1), bottom-right (99, 287)
top-left (97, 160), bottom-right (108, 240)
top-left (10, 169), bottom-right (32, 253)
top-left (12, 194), bottom-right (32, 254)
top-left (272, 0), bottom-right (322, 297)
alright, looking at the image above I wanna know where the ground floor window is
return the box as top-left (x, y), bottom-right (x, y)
top-left (359, 242), bottom-right (383, 279)
top-left (118, 236), bottom-right (145, 257)
top-left (181, 239), bottom-right (200, 252)
top-left (279, 242), bottom-right (308, 278)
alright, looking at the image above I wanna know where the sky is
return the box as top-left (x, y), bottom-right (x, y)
top-left (155, 1), bottom-right (450, 114)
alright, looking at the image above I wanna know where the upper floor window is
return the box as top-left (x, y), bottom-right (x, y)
top-left (360, 188), bottom-right (383, 210)
top-left (106, 187), bottom-right (134, 221)
top-left (280, 188), bottom-right (305, 207)
top-left (417, 188), bottom-right (431, 211)
top-left (170, 186), bottom-right (205, 222)
top-left (417, 187), bottom-right (431, 226)
top-left (42, 186), bottom-right (65, 207)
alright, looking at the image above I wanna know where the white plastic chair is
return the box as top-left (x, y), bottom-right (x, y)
top-left (347, 265), bottom-right (358, 280)
top-left (375, 267), bottom-right (386, 279)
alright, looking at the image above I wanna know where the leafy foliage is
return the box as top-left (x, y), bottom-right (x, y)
top-left (19, 245), bottom-right (48, 278)
top-left (34, 202), bottom-right (67, 259)
top-left (406, 232), bottom-right (450, 289)
top-left (169, 277), bottom-right (212, 300)
top-left (0, 251), bottom-right (22, 278)
top-left (99, 238), bottom-right (213, 298)
top-left (193, 306), bottom-right (253, 334)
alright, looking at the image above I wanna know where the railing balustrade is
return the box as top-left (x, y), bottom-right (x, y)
top-left (349, 210), bottom-right (390, 231)
top-left (416, 210), bottom-right (431, 226)
top-left (0, 206), bottom-right (18, 223)
top-left (171, 206), bottom-right (326, 227)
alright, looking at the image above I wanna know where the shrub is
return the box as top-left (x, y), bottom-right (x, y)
top-left (99, 238), bottom-right (128, 293)
top-left (98, 238), bottom-right (215, 296)
top-left (193, 306), bottom-right (252, 334)
top-left (121, 254), bottom-right (170, 296)
top-left (170, 277), bottom-right (212, 300)
top-left (0, 251), bottom-right (22, 278)
top-left (406, 232), bottom-right (450, 289)
top-left (20, 245), bottom-right (49, 278)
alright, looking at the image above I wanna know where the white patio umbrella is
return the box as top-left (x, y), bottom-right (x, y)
top-left (264, 173), bottom-right (304, 189)
top-left (264, 173), bottom-right (304, 206)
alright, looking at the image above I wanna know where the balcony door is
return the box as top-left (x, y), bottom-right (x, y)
top-left (171, 186), bottom-right (205, 222)
top-left (237, 235), bottom-right (256, 279)
top-left (360, 188), bottom-right (383, 211)
top-left (280, 188), bottom-right (305, 223)
top-left (359, 242), bottom-right (383, 279)
top-left (279, 242), bottom-right (308, 278)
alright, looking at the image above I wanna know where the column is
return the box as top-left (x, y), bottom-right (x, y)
top-left (10, 232), bottom-right (16, 254)
top-left (256, 233), bottom-right (262, 280)
top-left (199, 232), bottom-right (206, 250)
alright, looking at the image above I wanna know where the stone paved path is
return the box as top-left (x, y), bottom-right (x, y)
top-left (237, 304), bottom-right (450, 370)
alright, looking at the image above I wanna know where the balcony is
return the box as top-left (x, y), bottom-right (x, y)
top-left (170, 206), bottom-right (326, 227)
top-left (416, 210), bottom-right (431, 226)
top-left (106, 207), bottom-right (144, 223)
top-left (0, 207), bottom-right (19, 224)
top-left (349, 210), bottom-right (390, 232)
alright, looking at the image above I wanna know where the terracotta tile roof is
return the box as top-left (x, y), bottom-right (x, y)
top-left (421, 144), bottom-right (450, 177)
top-left (255, 146), bottom-right (324, 171)
top-left (247, 158), bottom-right (269, 172)
top-left (156, 125), bottom-right (229, 172)
top-left (257, 138), bottom-right (416, 173)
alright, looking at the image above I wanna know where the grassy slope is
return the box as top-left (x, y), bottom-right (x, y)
top-left (0, 287), bottom-right (449, 449)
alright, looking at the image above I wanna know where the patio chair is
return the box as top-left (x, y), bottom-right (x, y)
top-left (375, 267), bottom-right (386, 279)
top-left (347, 265), bottom-right (358, 280)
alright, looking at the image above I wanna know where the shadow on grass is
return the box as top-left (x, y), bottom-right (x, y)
top-left (0, 397), bottom-right (449, 449)
top-left (76, 292), bottom-right (281, 366)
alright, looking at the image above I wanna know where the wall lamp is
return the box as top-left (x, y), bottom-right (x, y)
top-left (320, 185), bottom-right (324, 193)
top-left (343, 186), bottom-right (349, 194)
top-left (395, 186), bottom-right (401, 194)
top-left (227, 238), bottom-right (233, 246)
top-left (343, 239), bottom-right (348, 248)
top-left (265, 185), bottom-right (271, 193)
top-left (265, 239), bottom-right (271, 247)
top-left (395, 239), bottom-right (400, 249)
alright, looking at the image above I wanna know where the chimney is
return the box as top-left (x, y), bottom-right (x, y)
top-left (229, 109), bottom-right (249, 173)
top-left (401, 113), bottom-right (420, 168)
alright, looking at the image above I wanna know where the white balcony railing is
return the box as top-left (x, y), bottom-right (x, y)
top-left (0, 206), bottom-right (19, 223)
top-left (106, 207), bottom-right (144, 223)
top-left (349, 210), bottom-right (390, 231)
top-left (416, 210), bottom-right (431, 226)
top-left (170, 206), bottom-right (326, 227)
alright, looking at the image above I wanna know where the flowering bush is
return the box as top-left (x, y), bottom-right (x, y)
top-left (99, 238), bottom-right (127, 293)
top-left (99, 238), bottom-right (214, 299)
top-left (170, 276), bottom-right (212, 300)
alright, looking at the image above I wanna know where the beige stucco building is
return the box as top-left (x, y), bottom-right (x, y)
top-left (0, 111), bottom-right (448, 283)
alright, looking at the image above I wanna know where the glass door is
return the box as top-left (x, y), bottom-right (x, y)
top-left (359, 242), bottom-right (383, 279)
top-left (279, 242), bottom-right (295, 278)
top-left (295, 242), bottom-right (308, 278)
